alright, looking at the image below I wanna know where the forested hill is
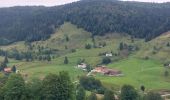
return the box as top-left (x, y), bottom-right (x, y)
top-left (0, 0), bottom-right (170, 45)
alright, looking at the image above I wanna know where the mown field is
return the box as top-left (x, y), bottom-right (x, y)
top-left (1, 22), bottom-right (170, 91)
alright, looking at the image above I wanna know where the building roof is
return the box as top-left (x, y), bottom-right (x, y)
top-left (93, 66), bottom-right (122, 75)
top-left (4, 67), bottom-right (12, 73)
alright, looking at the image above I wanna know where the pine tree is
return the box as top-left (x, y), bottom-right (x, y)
top-left (167, 42), bottom-right (170, 47)
top-left (46, 55), bottom-right (51, 62)
top-left (140, 85), bottom-right (145, 93)
top-left (119, 42), bottom-right (124, 50)
top-left (11, 65), bottom-right (17, 73)
top-left (66, 35), bottom-right (69, 42)
top-left (0, 62), bottom-right (7, 71)
top-left (4, 54), bottom-right (8, 64)
top-left (64, 56), bottom-right (69, 64)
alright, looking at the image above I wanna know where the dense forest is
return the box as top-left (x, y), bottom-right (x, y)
top-left (0, 0), bottom-right (170, 45)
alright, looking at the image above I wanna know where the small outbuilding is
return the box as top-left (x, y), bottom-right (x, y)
top-left (106, 53), bottom-right (113, 57)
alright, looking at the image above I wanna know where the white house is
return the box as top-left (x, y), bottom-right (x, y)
top-left (77, 63), bottom-right (87, 70)
top-left (106, 53), bottom-right (113, 57)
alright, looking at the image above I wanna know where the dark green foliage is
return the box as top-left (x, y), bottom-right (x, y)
top-left (4, 54), bottom-right (8, 64)
top-left (88, 93), bottom-right (97, 100)
top-left (38, 56), bottom-right (43, 61)
top-left (0, 55), bottom-right (8, 71)
top-left (144, 92), bottom-right (163, 100)
top-left (0, 73), bottom-right (7, 88)
top-left (119, 42), bottom-right (124, 50)
top-left (0, 38), bottom-right (11, 45)
top-left (86, 64), bottom-right (92, 72)
top-left (46, 55), bottom-right (51, 62)
top-left (85, 44), bottom-right (92, 49)
top-left (98, 42), bottom-right (107, 47)
top-left (167, 42), bottom-right (170, 47)
top-left (3, 74), bottom-right (26, 100)
top-left (119, 42), bottom-right (130, 51)
top-left (26, 79), bottom-right (43, 100)
top-left (0, 7), bottom-right (62, 44)
top-left (102, 57), bottom-right (112, 64)
top-left (0, 1), bottom-right (170, 44)
top-left (79, 76), bottom-right (105, 93)
top-left (42, 72), bottom-right (74, 100)
top-left (77, 58), bottom-right (85, 65)
top-left (76, 86), bottom-right (86, 100)
top-left (0, 73), bottom-right (7, 99)
top-left (64, 56), bottom-right (69, 64)
top-left (65, 0), bottom-right (170, 41)
top-left (0, 72), bottom-right (74, 100)
top-left (65, 35), bottom-right (69, 42)
top-left (104, 89), bottom-right (115, 100)
top-left (0, 49), bottom-right (6, 56)
top-left (140, 85), bottom-right (145, 93)
top-left (24, 52), bottom-right (33, 62)
top-left (71, 49), bottom-right (76, 53)
top-left (11, 65), bottom-right (17, 73)
top-left (0, 62), bottom-right (7, 71)
top-left (120, 85), bottom-right (139, 100)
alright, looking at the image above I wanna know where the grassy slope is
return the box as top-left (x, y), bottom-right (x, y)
top-left (1, 22), bottom-right (170, 91)
top-left (97, 57), bottom-right (170, 90)
top-left (136, 31), bottom-right (170, 63)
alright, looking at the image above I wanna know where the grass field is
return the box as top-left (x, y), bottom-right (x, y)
top-left (1, 22), bottom-right (170, 91)
top-left (96, 57), bottom-right (170, 90)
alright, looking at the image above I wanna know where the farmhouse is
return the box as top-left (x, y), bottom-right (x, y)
top-left (77, 63), bottom-right (87, 71)
top-left (92, 66), bottom-right (122, 76)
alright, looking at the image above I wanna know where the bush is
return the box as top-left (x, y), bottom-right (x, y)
top-left (85, 44), bottom-right (92, 49)
top-left (71, 49), bottom-right (76, 53)
top-left (64, 57), bottom-right (69, 64)
top-left (79, 76), bottom-right (105, 93)
top-left (120, 85), bottom-right (139, 100)
top-left (102, 57), bottom-right (111, 64)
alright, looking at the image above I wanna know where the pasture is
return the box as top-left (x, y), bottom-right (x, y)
top-left (1, 23), bottom-right (170, 91)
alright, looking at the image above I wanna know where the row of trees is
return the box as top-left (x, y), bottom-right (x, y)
top-left (0, 49), bottom-right (54, 62)
top-left (0, 72), bottom-right (163, 100)
top-left (0, 71), bottom-right (74, 100)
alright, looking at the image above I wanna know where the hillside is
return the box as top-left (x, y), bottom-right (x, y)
top-left (0, 0), bottom-right (170, 45)
top-left (135, 31), bottom-right (170, 63)
top-left (1, 22), bottom-right (170, 91)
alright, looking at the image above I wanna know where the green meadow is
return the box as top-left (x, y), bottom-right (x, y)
top-left (1, 22), bottom-right (170, 91)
